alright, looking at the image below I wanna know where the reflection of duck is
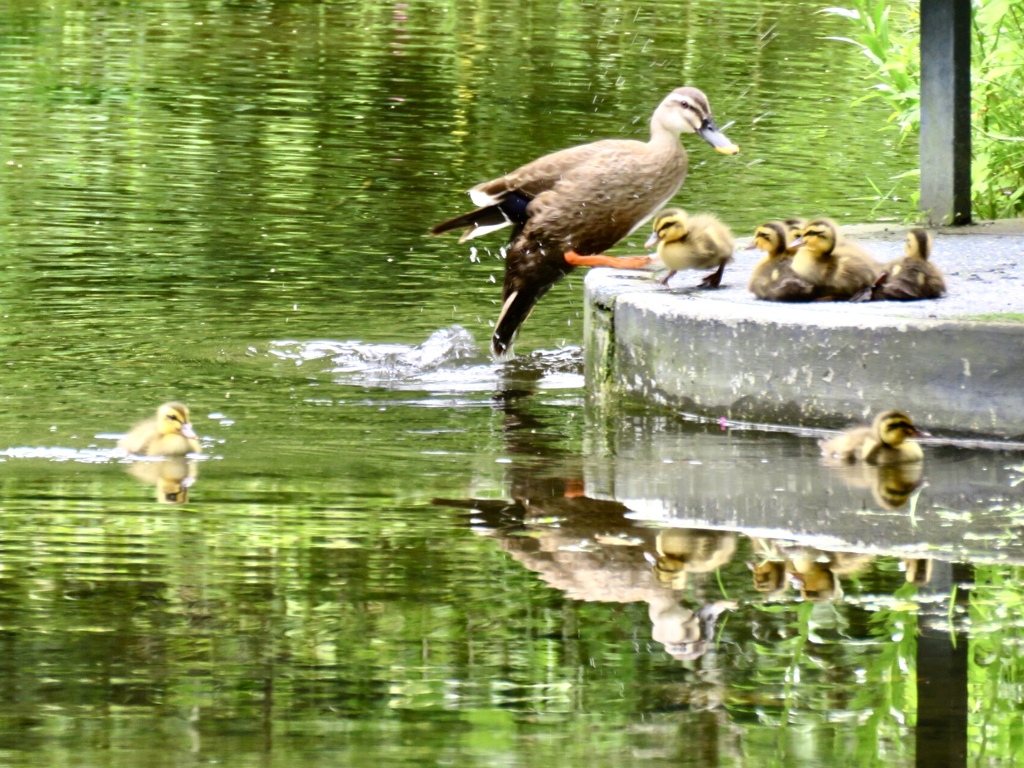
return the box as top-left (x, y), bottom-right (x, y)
top-left (746, 220), bottom-right (816, 301)
top-left (870, 228), bottom-right (946, 301)
top-left (819, 410), bottom-right (926, 465)
top-left (790, 218), bottom-right (881, 300)
top-left (643, 208), bottom-right (735, 288)
top-left (118, 402), bottom-right (201, 456)
top-left (430, 87), bottom-right (738, 356)
top-left (127, 458), bottom-right (198, 504)
top-left (648, 593), bottom-right (735, 661)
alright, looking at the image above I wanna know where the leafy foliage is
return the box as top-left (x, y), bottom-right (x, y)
top-left (825, 0), bottom-right (1024, 219)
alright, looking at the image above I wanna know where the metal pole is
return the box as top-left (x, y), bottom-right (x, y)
top-left (919, 0), bottom-right (972, 225)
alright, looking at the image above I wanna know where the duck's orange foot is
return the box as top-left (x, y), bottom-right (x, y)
top-left (564, 251), bottom-right (654, 269)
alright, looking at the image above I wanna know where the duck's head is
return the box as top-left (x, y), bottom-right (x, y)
top-left (784, 218), bottom-right (807, 235)
top-left (905, 228), bottom-right (933, 260)
top-left (644, 208), bottom-right (689, 249)
top-left (746, 221), bottom-right (790, 256)
top-left (873, 409), bottom-right (925, 447)
top-left (156, 402), bottom-right (198, 440)
top-left (653, 87), bottom-right (739, 155)
top-left (789, 218), bottom-right (839, 258)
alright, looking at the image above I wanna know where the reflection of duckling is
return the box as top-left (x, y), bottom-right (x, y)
top-left (652, 528), bottom-right (737, 590)
top-left (790, 218), bottom-right (882, 300)
top-left (786, 549), bottom-right (874, 602)
top-left (903, 558), bottom-right (933, 586)
top-left (835, 462), bottom-right (925, 509)
top-left (870, 228), bottom-right (946, 300)
top-left (644, 208), bottom-right (735, 287)
top-left (748, 559), bottom-right (788, 597)
top-left (119, 402), bottom-right (201, 456)
top-left (819, 410), bottom-right (926, 465)
top-left (746, 220), bottom-right (816, 301)
top-left (127, 458), bottom-right (198, 504)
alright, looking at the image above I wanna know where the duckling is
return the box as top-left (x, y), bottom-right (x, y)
top-left (639, 208), bottom-right (734, 287)
top-left (746, 220), bottom-right (816, 301)
top-left (870, 228), bottom-right (946, 300)
top-left (118, 402), bottom-right (201, 457)
top-left (819, 409), bottom-right (926, 465)
top-left (430, 87), bottom-right (739, 357)
top-left (790, 218), bottom-right (882, 300)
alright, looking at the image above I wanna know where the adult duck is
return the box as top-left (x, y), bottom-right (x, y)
top-left (431, 87), bottom-right (738, 356)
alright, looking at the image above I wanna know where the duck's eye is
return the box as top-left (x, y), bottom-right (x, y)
top-left (679, 100), bottom-right (690, 110)
top-left (168, 414), bottom-right (181, 423)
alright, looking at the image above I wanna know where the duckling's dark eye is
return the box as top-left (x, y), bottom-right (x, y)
top-left (679, 100), bottom-right (690, 110)
top-left (168, 414), bottom-right (181, 423)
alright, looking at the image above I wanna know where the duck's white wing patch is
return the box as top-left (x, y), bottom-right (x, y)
top-left (469, 188), bottom-right (503, 207)
top-left (459, 220), bottom-right (512, 243)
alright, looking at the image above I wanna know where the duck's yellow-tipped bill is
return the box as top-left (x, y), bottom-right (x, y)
top-left (697, 117), bottom-right (739, 155)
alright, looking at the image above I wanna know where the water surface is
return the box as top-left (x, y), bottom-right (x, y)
top-left (3, 2), bottom-right (1022, 767)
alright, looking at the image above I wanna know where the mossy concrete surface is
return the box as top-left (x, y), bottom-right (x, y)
top-left (584, 222), bottom-right (1024, 439)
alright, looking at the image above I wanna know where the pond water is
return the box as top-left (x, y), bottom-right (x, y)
top-left (1, 1), bottom-right (1023, 766)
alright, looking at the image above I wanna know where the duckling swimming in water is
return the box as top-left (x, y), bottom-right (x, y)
top-left (746, 220), bottom-right (816, 301)
top-left (790, 218), bottom-right (882, 300)
top-left (869, 228), bottom-right (946, 301)
top-left (819, 410), bottom-right (926, 465)
top-left (118, 402), bottom-right (201, 457)
top-left (643, 208), bottom-right (735, 287)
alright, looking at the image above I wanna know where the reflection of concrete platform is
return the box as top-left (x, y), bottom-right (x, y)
top-left (584, 221), bottom-right (1024, 438)
top-left (584, 414), bottom-right (1024, 566)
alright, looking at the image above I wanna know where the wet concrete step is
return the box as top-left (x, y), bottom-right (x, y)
top-left (584, 222), bottom-right (1024, 439)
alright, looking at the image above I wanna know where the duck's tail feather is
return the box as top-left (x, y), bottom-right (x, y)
top-left (491, 287), bottom-right (544, 359)
top-left (430, 192), bottom-right (532, 244)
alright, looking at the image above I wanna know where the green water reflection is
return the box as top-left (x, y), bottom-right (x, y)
top-left (1, 0), bottom-right (1022, 766)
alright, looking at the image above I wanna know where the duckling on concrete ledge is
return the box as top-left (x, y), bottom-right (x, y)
top-left (819, 409), bottom-right (926, 465)
top-left (867, 228), bottom-right (946, 301)
top-left (118, 402), bottom-right (202, 457)
top-left (642, 208), bottom-right (735, 287)
top-left (746, 220), bottom-right (816, 301)
top-left (790, 218), bottom-right (882, 300)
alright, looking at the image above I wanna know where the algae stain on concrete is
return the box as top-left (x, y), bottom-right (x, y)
top-left (959, 313), bottom-right (1024, 323)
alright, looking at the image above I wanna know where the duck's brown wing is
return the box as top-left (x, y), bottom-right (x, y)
top-left (470, 139), bottom-right (641, 203)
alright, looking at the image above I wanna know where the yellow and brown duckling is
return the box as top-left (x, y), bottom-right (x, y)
top-left (430, 87), bottom-right (739, 357)
top-left (819, 409), bottom-right (926, 465)
top-left (746, 219), bottom-right (816, 301)
top-left (118, 402), bottom-right (201, 457)
top-left (869, 228), bottom-right (946, 301)
top-left (790, 218), bottom-right (883, 300)
top-left (642, 208), bottom-right (735, 287)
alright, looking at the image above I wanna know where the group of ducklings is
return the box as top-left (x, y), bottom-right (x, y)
top-left (640, 209), bottom-right (946, 302)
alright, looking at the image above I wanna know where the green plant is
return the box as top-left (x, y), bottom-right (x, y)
top-left (825, 0), bottom-right (1024, 220)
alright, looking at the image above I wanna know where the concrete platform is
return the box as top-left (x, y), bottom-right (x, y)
top-left (584, 220), bottom-right (1024, 439)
